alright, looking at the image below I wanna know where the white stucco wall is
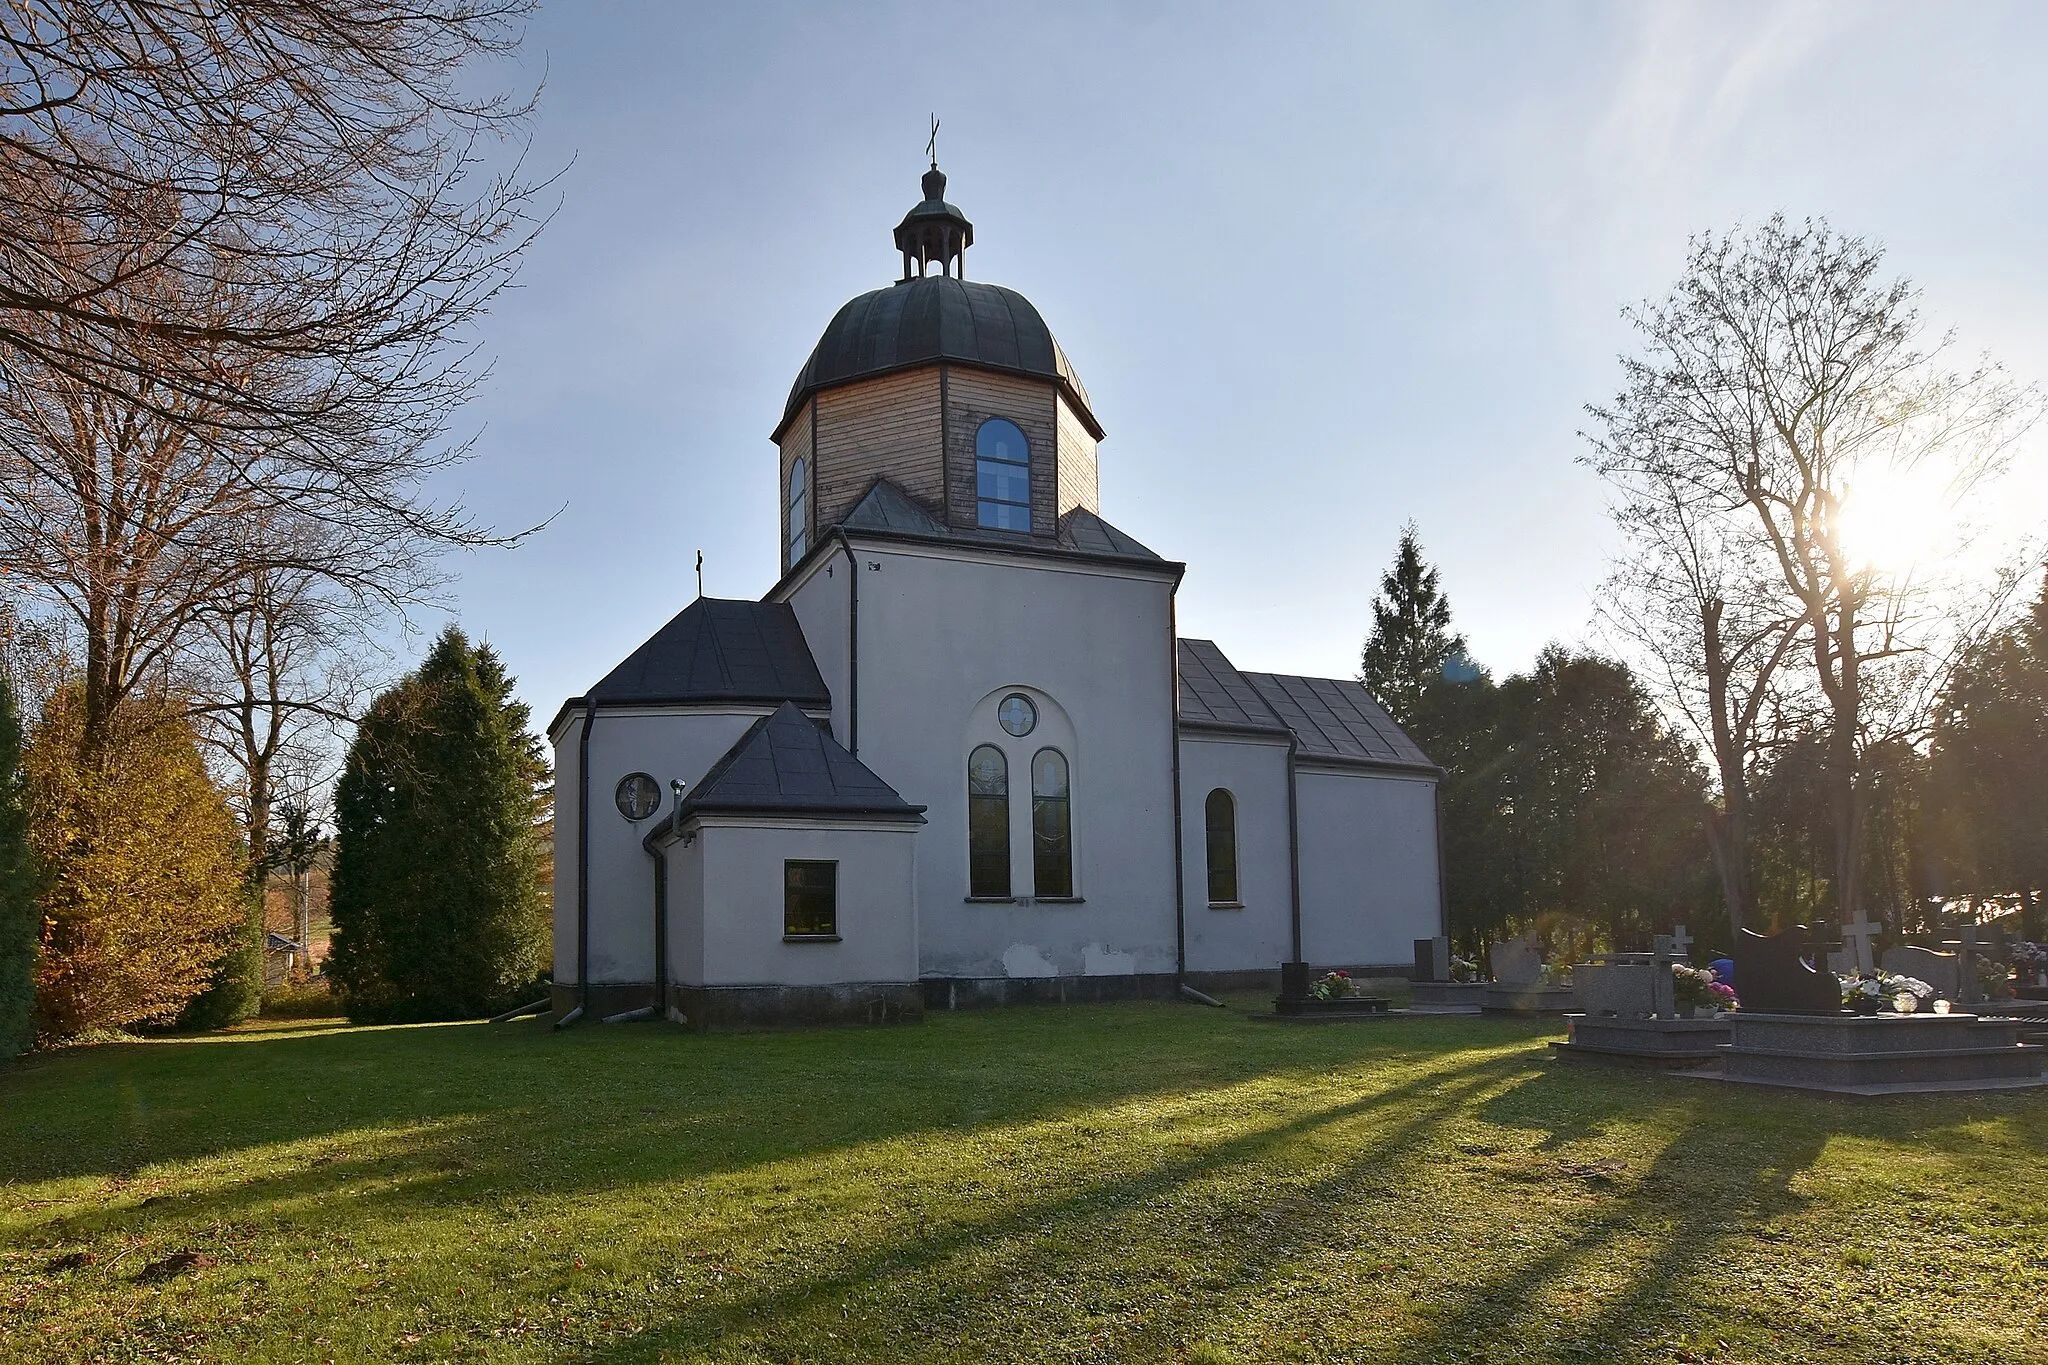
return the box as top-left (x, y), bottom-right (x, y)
top-left (667, 816), bottom-right (920, 986)
top-left (1294, 764), bottom-right (1442, 967)
top-left (784, 555), bottom-right (854, 747)
top-left (550, 704), bottom-right (826, 985)
top-left (1177, 730), bottom-right (1294, 974)
top-left (783, 540), bottom-right (1182, 979)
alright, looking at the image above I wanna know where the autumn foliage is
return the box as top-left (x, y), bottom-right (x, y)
top-left (24, 688), bottom-right (245, 1039)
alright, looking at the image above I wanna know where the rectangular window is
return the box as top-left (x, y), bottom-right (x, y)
top-left (783, 860), bottom-right (837, 937)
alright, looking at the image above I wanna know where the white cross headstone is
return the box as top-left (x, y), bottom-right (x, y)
top-left (1669, 924), bottom-right (1693, 959)
top-left (1838, 914), bottom-right (1881, 975)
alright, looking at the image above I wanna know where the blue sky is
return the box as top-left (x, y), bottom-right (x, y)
top-left (434, 2), bottom-right (2048, 717)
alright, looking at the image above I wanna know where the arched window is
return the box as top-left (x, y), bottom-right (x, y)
top-left (967, 745), bottom-right (1010, 897)
top-left (787, 457), bottom-right (808, 564)
top-left (1205, 789), bottom-right (1239, 905)
top-left (975, 418), bottom-right (1031, 532)
top-left (1031, 748), bottom-right (1072, 897)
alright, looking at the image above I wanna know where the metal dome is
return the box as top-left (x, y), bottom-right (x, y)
top-left (776, 275), bottom-right (1098, 439)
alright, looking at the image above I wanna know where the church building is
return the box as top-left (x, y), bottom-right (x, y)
top-left (549, 163), bottom-right (1445, 1028)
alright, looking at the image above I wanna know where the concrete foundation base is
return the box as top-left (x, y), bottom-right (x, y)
top-left (1705, 1011), bottom-right (2048, 1095)
top-left (1483, 984), bottom-right (1579, 1016)
top-left (1411, 981), bottom-right (1487, 1014)
top-left (550, 981), bottom-right (922, 1031)
top-left (1550, 1014), bottom-right (1732, 1069)
top-left (921, 973), bottom-right (1185, 1010)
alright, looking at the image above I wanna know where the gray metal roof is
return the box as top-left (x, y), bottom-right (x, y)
top-left (676, 702), bottom-right (924, 822)
top-left (1242, 671), bottom-right (1435, 769)
top-left (778, 277), bottom-right (1096, 438)
top-left (1177, 639), bottom-right (1287, 733)
top-left (587, 599), bottom-right (829, 707)
top-left (1176, 638), bottom-right (1435, 770)
top-left (835, 479), bottom-right (1166, 564)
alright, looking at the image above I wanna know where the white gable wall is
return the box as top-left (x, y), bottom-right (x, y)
top-left (1178, 730), bottom-right (1294, 973)
top-left (1294, 764), bottom-right (1442, 967)
top-left (819, 540), bottom-right (1181, 980)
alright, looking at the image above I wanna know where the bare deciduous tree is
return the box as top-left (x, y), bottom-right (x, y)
top-left (1588, 215), bottom-right (2041, 924)
top-left (0, 1), bottom-right (544, 445)
top-left (1593, 463), bottom-right (1803, 933)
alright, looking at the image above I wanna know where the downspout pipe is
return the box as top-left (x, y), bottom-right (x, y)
top-left (574, 703), bottom-right (596, 1023)
top-left (833, 527), bottom-right (860, 758)
top-left (1285, 733), bottom-right (1303, 967)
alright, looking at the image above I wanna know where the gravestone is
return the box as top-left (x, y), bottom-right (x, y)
top-left (1414, 937), bottom-right (1450, 983)
top-left (1572, 937), bottom-right (1679, 1020)
top-left (1491, 937), bottom-right (1544, 986)
top-left (1552, 936), bottom-right (1726, 1068)
top-left (1838, 914), bottom-right (1881, 974)
top-left (1483, 937), bottom-right (1576, 1016)
top-left (1881, 945), bottom-right (1960, 999)
top-left (1733, 927), bottom-right (1842, 1015)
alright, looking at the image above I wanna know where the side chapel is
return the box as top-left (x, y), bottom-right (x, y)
top-left (549, 163), bottom-right (1445, 1027)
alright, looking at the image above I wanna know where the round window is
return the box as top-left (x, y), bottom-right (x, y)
top-left (614, 772), bottom-right (661, 821)
top-left (998, 693), bottom-right (1038, 738)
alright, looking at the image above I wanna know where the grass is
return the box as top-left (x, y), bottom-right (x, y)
top-left (1, 1002), bottom-right (2045, 1364)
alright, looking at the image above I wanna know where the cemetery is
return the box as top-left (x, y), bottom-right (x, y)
top-left (5, 995), bottom-right (2048, 1363)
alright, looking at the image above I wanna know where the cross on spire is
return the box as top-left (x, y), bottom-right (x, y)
top-left (926, 114), bottom-right (940, 170)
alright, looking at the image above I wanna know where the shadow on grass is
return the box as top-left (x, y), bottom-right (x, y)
top-left (576, 1046), bottom-right (1542, 1364)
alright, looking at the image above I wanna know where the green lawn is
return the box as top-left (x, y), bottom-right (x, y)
top-left (2, 1003), bottom-right (2044, 1364)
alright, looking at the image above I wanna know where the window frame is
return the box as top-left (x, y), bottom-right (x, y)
top-left (1030, 747), bottom-right (1073, 899)
top-left (1204, 788), bottom-right (1240, 906)
top-left (967, 744), bottom-right (1011, 898)
top-left (974, 417), bottom-right (1032, 532)
top-left (787, 456), bottom-right (809, 565)
top-left (783, 858), bottom-right (838, 940)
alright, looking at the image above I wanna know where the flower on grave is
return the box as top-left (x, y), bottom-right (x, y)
top-left (2013, 941), bottom-right (2048, 971)
top-left (1311, 970), bottom-right (1353, 1000)
top-left (1671, 963), bottom-right (1716, 1009)
top-left (1839, 972), bottom-right (1935, 1012)
top-left (1707, 980), bottom-right (1738, 1009)
top-left (1448, 955), bottom-right (1479, 983)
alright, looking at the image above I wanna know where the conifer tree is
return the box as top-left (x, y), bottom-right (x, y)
top-left (1359, 522), bottom-right (1467, 726)
top-left (0, 674), bottom-right (39, 1060)
top-left (328, 626), bottom-right (549, 1022)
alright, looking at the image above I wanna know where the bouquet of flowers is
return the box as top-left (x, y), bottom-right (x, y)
top-left (1311, 970), bottom-right (1353, 1001)
top-left (2012, 942), bottom-right (2048, 985)
top-left (1840, 972), bottom-right (1936, 1013)
top-left (1448, 955), bottom-right (1480, 983)
top-left (1672, 963), bottom-right (1738, 1012)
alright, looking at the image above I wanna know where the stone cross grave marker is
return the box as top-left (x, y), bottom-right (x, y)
top-left (1652, 933), bottom-right (1679, 1017)
top-left (1490, 937), bottom-right (1544, 987)
top-left (1837, 914), bottom-right (1881, 975)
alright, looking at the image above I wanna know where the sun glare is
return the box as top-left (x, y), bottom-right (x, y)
top-left (1836, 464), bottom-right (1954, 576)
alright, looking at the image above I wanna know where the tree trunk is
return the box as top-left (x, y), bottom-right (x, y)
top-left (1701, 598), bottom-right (1756, 936)
top-left (1827, 604), bottom-right (1865, 924)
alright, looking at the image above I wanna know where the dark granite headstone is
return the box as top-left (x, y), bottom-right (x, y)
top-left (1414, 937), bottom-right (1450, 983)
top-left (1280, 960), bottom-right (1313, 1001)
top-left (1733, 927), bottom-right (1842, 1015)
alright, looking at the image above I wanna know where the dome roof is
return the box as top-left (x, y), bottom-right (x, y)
top-left (777, 276), bottom-right (1098, 439)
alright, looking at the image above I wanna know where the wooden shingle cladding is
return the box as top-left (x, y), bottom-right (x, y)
top-left (776, 399), bottom-right (814, 569)
top-left (1055, 393), bottom-right (1100, 518)
top-left (779, 362), bottom-right (1104, 558)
